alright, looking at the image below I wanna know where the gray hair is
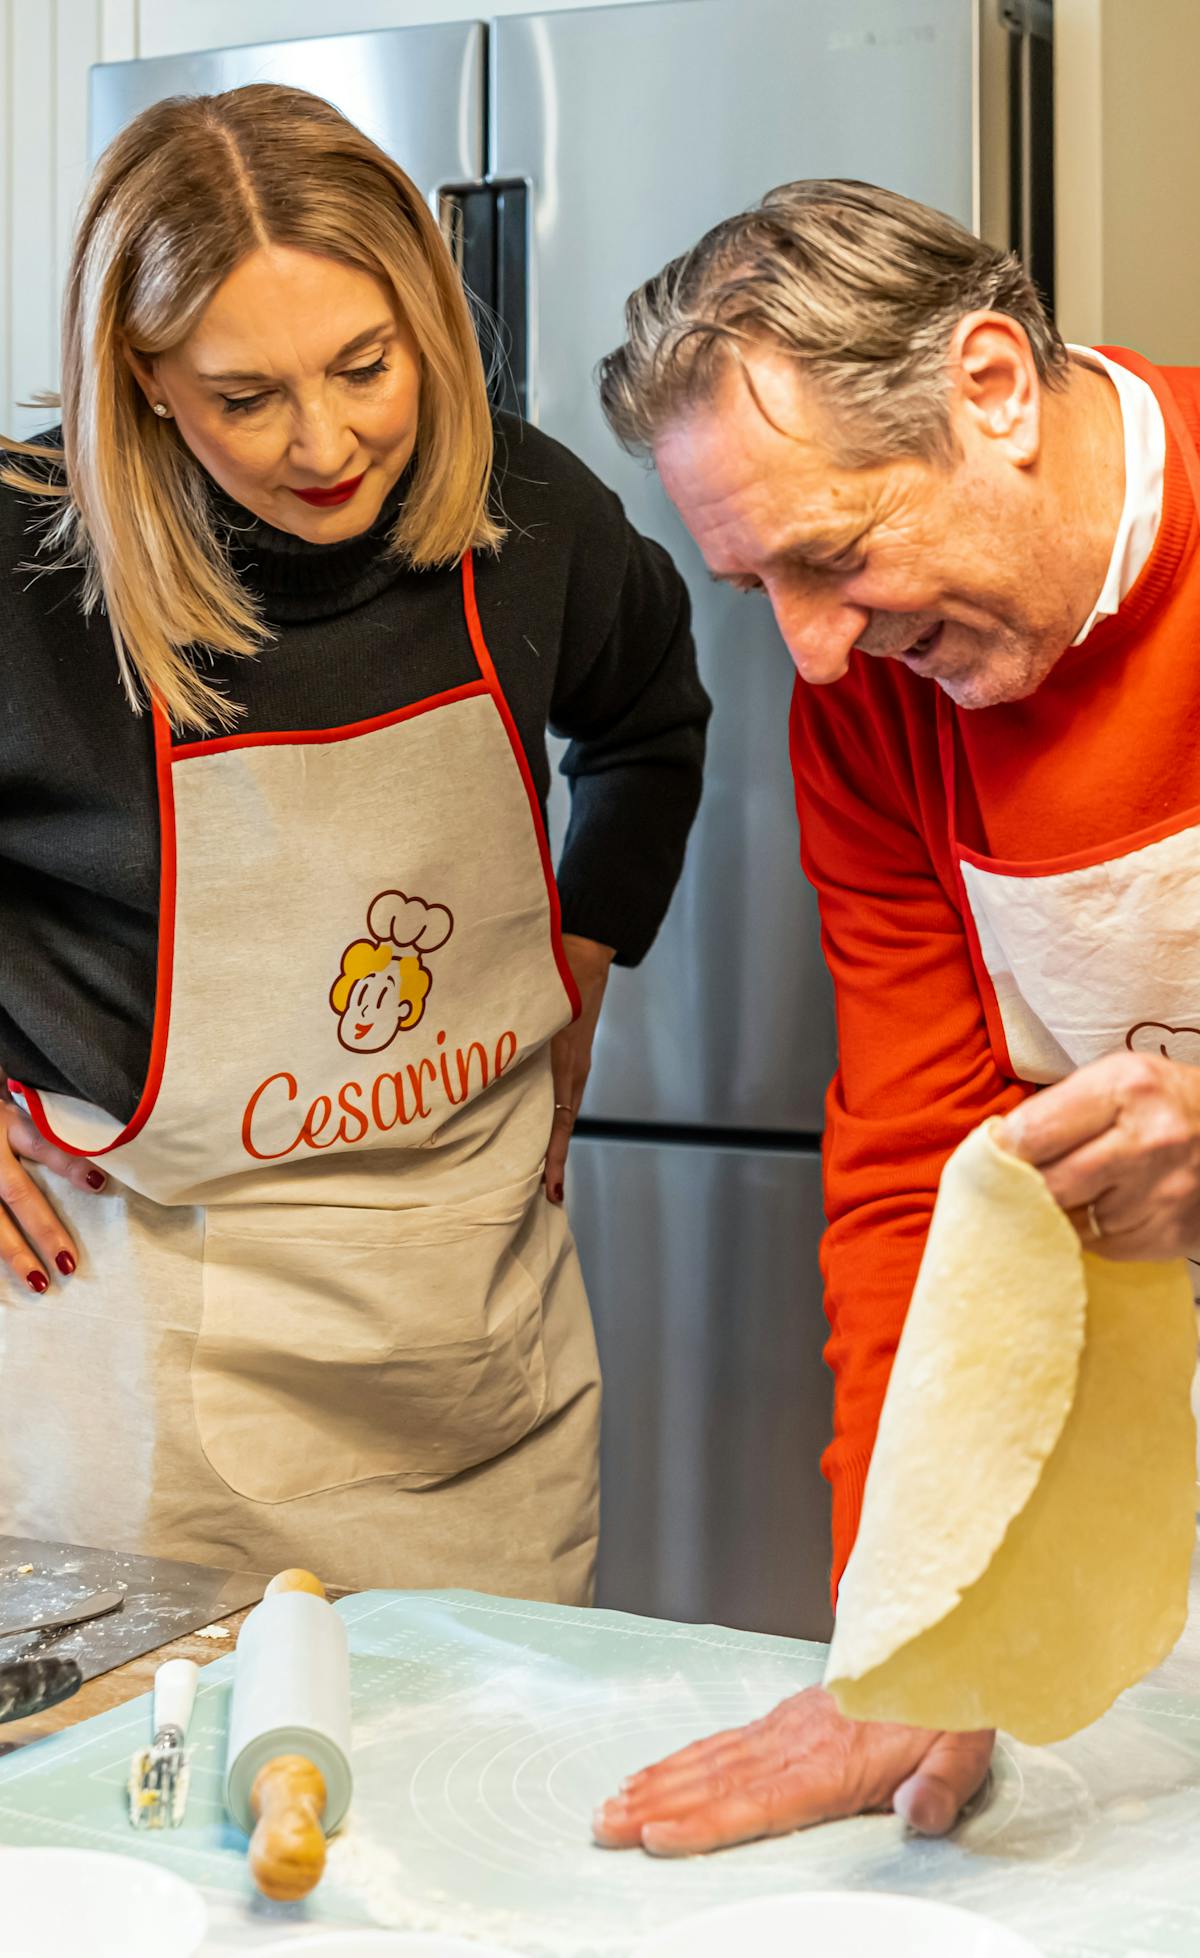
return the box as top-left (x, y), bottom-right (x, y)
top-left (598, 180), bottom-right (1069, 467)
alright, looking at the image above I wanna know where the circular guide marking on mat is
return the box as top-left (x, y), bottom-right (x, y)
top-left (315, 1598), bottom-right (1103, 1955)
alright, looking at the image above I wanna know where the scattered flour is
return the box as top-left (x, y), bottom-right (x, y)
top-left (314, 1660), bottom-right (804, 1956)
top-left (325, 1816), bottom-right (625, 1954)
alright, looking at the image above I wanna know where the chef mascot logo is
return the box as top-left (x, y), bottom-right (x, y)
top-left (330, 890), bottom-right (454, 1054)
top-left (1126, 1020), bottom-right (1200, 1065)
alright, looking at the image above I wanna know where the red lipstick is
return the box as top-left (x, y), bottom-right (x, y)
top-left (290, 472), bottom-right (365, 508)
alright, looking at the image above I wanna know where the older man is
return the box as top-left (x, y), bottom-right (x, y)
top-left (592, 179), bottom-right (1200, 1854)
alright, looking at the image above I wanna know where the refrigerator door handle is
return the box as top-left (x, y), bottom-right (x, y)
top-left (493, 180), bottom-right (530, 420)
top-left (439, 179), bottom-right (530, 420)
top-left (437, 182), bottom-right (491, 301)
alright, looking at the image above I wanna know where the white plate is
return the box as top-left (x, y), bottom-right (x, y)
top-left (275, 1936), bottom-right (528, 1956)
top-left (0, 1847), bottom-right (207, 1958)
top-left (636, 1890), bottom-right (1042, 1957)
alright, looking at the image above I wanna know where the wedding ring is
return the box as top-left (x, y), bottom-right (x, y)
top-left (554, 1102), bottom-right (576, 1117)
top-left (1086, 1200), bottom-right (1102, 1241)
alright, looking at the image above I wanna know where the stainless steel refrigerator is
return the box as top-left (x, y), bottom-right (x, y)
top-left (91, 0), bottom-right (1050, 1641)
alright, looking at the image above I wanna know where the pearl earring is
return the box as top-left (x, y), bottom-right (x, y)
top-left (152, 402), bottom-right (170, 417)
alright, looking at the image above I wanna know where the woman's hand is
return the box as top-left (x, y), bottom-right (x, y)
top-left (592, 1687), bottom-right (994, 1854)
top-left (0, 1093), bottom-right (105, 1292)
top-left (545, 935), bottom-right (616, 1204)
top-left (998, 1049), bottom-right (1200, 1259)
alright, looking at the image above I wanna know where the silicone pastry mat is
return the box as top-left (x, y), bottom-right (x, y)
top-left (1, 1587), bottom-right (1200, 1955)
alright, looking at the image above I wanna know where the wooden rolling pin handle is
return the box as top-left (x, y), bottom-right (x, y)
top-left (264, 1568), bottom-right (327, 1599)
top-left (248, 1753), bottom-right (328, 1902)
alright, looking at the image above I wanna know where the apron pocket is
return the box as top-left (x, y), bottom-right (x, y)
top-left (192, 1184), bottom-right (549, 1501)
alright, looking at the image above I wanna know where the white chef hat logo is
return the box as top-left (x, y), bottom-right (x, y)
top-left (364, 891), bottom-right (454, 955)
top-left (330, 890), bottom-right (455, 1054)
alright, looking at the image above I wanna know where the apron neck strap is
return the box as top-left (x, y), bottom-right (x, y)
top-left (460, 552), bottom-right (501, 695)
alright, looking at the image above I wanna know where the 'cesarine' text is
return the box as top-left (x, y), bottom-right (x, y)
top-left (241, 1027), bottom-right (519, 1161)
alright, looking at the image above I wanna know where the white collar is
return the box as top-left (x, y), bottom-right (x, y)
top-left (1068, 346), bottom-right (1165, 645)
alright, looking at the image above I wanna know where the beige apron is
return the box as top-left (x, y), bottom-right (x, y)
top-left (2, 556), bottom-right (601, 1602)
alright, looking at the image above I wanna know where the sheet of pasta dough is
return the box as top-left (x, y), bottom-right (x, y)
top-left (825, 1117), bottom-right (1196, 1744)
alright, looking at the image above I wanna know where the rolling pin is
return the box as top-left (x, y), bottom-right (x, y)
top-left (225, 1569), bottom-right (353, 1901)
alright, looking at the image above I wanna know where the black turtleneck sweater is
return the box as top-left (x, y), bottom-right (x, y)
top-left (0, 415), bottom-right (707, 1124)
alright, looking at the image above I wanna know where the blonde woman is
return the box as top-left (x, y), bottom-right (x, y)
top-left (0, 84), bottom-right (707, 1598)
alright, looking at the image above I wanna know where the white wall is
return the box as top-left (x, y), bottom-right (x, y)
top-left (1055, 0), bottom-right (1200, 359)
top-left (2, 1), bottom-right (137, 435)
top-left (0, 0), bottom-right (663, 435)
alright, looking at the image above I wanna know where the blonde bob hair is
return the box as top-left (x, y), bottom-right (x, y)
top-left (0, 83), bottom-right (503, 730)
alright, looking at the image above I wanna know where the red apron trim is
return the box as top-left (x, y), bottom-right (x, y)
top-left (936, 691), bottom-right (1017, 1080)
top-left (956, 801), bottom-right (1200, 881)
top-left (460, 554), bottom-right (582, 1020)
top-left (170, 681), bottom-right (491, 762)
top-left (20, 699), bottom-right (180, 1159)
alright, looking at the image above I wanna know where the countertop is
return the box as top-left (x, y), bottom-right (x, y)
top-left (7, 1559), bottom-right (1200, 1956)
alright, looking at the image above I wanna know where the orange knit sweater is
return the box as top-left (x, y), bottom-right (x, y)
top-left (790, 351), bottom-right (1200, 1598)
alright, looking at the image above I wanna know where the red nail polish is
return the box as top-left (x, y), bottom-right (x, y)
top-left (85, 1170), bottom-right (105, 1190)
top-left (55, 1252), bottom-right (76, 1276)
top-left (26, 1271), bottom-right (49, 1294)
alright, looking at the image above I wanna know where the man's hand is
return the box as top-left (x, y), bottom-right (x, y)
top-left (592, 1686), bottom-right (994, 1855)
top-left (544, 935), bottom-right (615, 1204)
top-left (1, 1094), bottom-right (104, 1292)
top-left (998, 1049), bottom-right (1200, 1259)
